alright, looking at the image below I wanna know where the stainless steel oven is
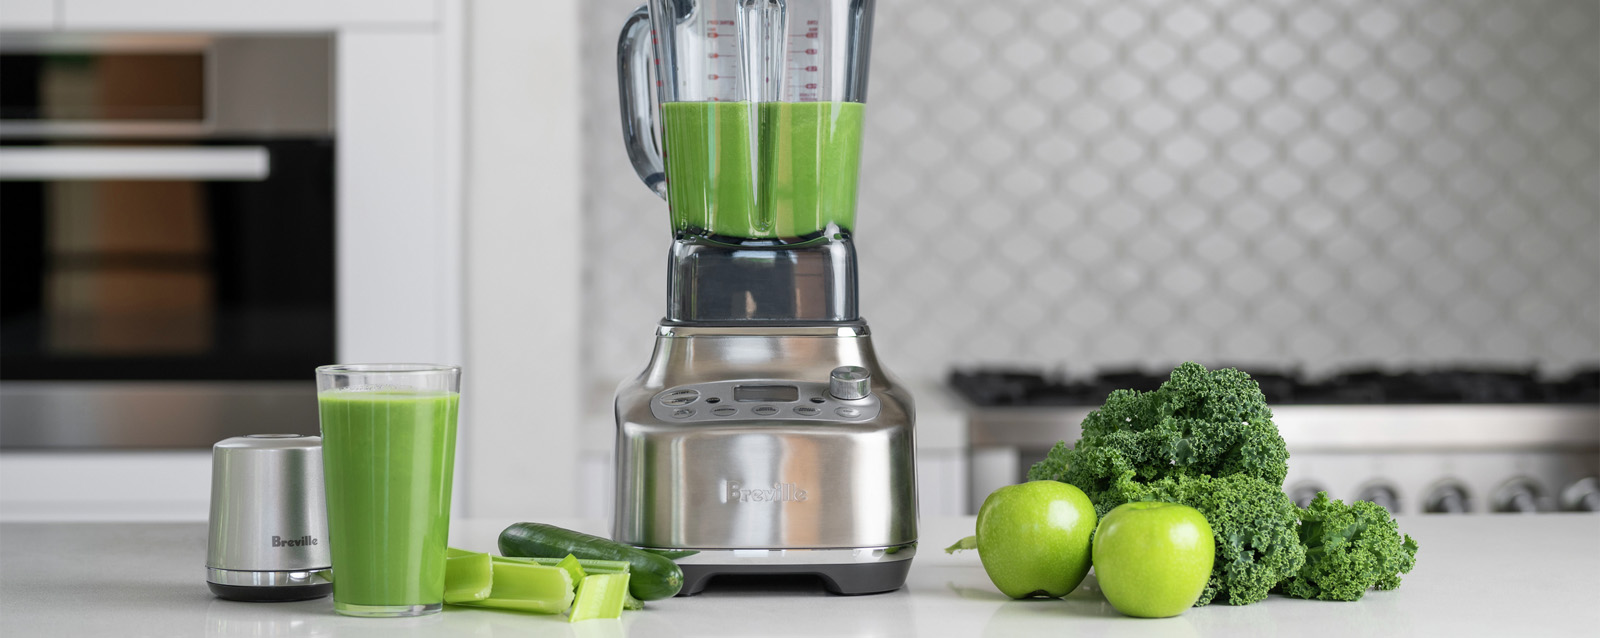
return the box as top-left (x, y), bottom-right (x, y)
top-left (956, 368), bottom-right (1600, 515)
top-left (0, 34), bottom-right (335, 449)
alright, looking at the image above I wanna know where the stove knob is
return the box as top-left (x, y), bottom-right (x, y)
top-left (1560, 477), bottom-right (1599, 512)
top-left (829, 366), bottom-right (872, 400)
top-left (1424, 482), bottom-right (1472, 514)
top-left (1493, 478), bottom-right (1544, 514)
top-left (1356, 483), bottom-right (1402, 514)
top-left (1288, 482), bottom-right (1326, 508)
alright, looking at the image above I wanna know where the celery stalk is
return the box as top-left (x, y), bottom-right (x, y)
top-left (444, 550), bottom-right (494, 603)
top-left (493, 555), bottom-right (630, 575)
top-left (568, 573), bottom-right (630, 622)
top-left (556, 554), bottom-right (588, 585)
top-left (456, 562), bottom-right (575, 614)
top-left (622, 591), bottom-right (644, 611)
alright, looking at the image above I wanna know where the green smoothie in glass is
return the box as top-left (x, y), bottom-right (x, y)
top-left (318, 388), bottom-right (459, 617)
top-left (661, 101), bottom-right (864, 241)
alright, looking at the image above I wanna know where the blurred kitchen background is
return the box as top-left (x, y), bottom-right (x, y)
top-left (1, 1), bottom-right (1595, 522)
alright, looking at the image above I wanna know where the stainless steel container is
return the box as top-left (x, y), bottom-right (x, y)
top-left (614, 324), bottom-right (919, 595)
top-left (206, 434), bottom-right (331, 602)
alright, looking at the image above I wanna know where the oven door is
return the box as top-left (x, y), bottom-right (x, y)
top-left (0, 35), bottom-right (336, 449)
top-left (0, 140), bottom-right (335, 448)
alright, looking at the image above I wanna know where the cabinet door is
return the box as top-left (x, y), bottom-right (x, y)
top-left (60, 0), bottom-right (434, 30)
top-left (0, 0), bottom-right (57, 29)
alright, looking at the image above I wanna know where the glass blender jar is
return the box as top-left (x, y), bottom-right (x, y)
top-left (619, 0), bottom-right (876, 322)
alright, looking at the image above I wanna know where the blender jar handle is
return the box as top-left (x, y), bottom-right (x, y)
top-left (617, 5), bottom-right (667, 199)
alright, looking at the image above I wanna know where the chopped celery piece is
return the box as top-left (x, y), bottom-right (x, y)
top-left (493, 555), bottom-right (630, 574)
top-left (455, 562), bottom-right (574, 614)
top-left (446, 547), bottom-right (477, 558)
top-left (622, 591), bottom-right (644, 611)
top-left (557, 554), bottom-right (588, 586)
top-left (444, 550), bottom-right (494, 603)
top-left (569, 573), bottom-right (630, 623)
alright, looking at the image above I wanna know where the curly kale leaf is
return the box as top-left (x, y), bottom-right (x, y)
top-left (1027, 440), bottom-right (1072, 483)
top-left (1028, 363), bottom-right (1290, 518)
top-left (1114, 473), bottom-right (1306, 606)
top-left (1279, 493), bottom-right (1419, 601)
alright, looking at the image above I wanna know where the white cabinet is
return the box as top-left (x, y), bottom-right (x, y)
top-left (0, 0), bottom-right (482, 522)
top-left (0, 0), bottom-right (57, 29)
top-left (58, 0), bottom-right (434, 30)
top-left (1, 0), bottom-right (594, 523)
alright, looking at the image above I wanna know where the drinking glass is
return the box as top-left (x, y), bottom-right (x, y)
top-left (315, 364), bottom-right (460, 617)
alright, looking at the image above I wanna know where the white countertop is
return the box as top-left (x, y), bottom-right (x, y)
top-left (3, 516), bottom-right (1597, 637)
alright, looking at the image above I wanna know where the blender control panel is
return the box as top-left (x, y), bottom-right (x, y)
top-left (649, 380), bottom-right (881, 424)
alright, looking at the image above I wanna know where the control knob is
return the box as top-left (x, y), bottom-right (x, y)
top-left (1492, 478), bottom-right (1544, 514)
top-left (1560, 477), bottom-right (1599, 512)
top-left (1356, 483), bottom-right (1402, 514)
top-left (829, 366), bottom-right (871, 400)
top-left (1424, 482), bottom-right (1472, 514)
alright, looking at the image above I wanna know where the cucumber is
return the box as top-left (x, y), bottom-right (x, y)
top-left (499, 522), bottom-right (683, 600)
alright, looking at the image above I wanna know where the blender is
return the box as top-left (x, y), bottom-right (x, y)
top-left (611, 0), bottom-right (916, 595)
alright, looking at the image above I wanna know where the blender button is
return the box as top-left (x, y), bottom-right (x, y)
top-left (752, 406), bottom-right (779, 416)
top-left (835, 407), bottom-right (861, 418)
top-left (661, 389), bottom-right (700, 406)
top-left (671, 408), bottom-right (695, 419)
top-left (712, 407), bottom-right (737, 417)
top-left (794, 406), bottom-right (821, 416)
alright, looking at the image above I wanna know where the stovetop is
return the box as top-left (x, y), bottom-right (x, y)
top-left (949, 366), bottom-right (1600, 407)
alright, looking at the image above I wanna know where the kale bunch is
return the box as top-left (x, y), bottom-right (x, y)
top-left (1025, 363), bottom-right (1420, 607)
top-left (1279, 493), bottom-right (1420, 601)
top-left (1110, 474), bottom-right (1306, 606)
top-left (1027, 363), bottom-right (1302, 606)
top-left (1028, 362), bottom-right (1290, 516)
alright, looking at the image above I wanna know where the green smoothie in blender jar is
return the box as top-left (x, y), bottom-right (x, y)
top-left (661, 101), bottom-right (864, 241)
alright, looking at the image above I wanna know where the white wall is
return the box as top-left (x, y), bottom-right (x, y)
top-left (461, 0), bottom-right (585, 518)
top-left (578, 0), bottom-right (1600, 383)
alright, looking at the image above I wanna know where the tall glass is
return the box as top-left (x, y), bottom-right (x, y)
top-left (619, 0), bottom-right (876, 244)
top-left (315, 364), bottom-right (460, 618)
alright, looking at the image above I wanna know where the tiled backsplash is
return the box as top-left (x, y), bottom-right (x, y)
top-left (579, 0), bottom-right (1599, 384)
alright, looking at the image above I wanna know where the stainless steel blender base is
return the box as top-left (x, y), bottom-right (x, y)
top-left (614, 324), bottom-right (919, 594)
top-left (673, 546), bottom-right (917, 595)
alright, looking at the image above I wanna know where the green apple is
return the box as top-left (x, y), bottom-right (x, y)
top-left (976, 480), bottom-right (1097, 598)
top-left (1092, 501), bottom-right (1214, 618)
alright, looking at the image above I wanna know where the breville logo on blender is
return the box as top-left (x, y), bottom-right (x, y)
top-left (726, 481), bottom-right (807, 503)
top-left (271, 535), bottom-right (319, 547)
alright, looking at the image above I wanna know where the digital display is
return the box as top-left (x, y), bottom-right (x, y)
top-left (734, 385), bottom-right (799, 402)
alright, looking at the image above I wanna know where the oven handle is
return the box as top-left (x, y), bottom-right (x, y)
top-left (0, 146), bottom-right (269, 181)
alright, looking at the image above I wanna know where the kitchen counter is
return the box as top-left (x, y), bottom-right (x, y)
top-left (3, 516), bottom-right (1596, 637)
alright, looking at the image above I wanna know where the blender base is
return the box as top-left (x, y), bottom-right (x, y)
top-left (614, 325), bottom-right (919, 597)
top-left (674, 546), bottom-right (916, 596)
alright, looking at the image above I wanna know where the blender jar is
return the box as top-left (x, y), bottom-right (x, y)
top-left (619, 0), bottom-right (876, 245)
